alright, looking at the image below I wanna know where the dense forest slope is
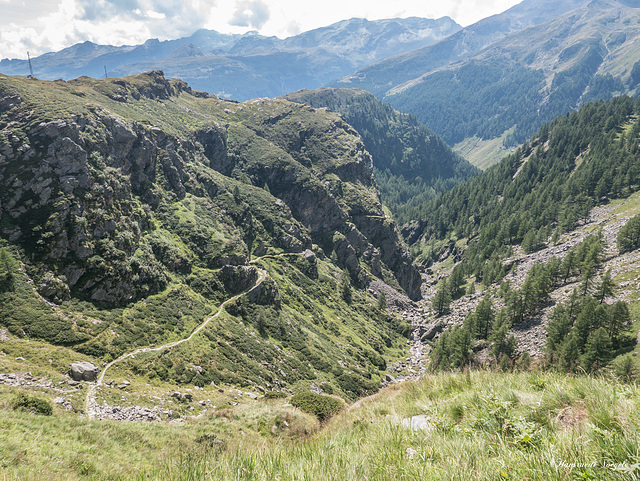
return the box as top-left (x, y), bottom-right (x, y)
top-left (0, 71), bottom-right (421, 401)
top-left (409, 95), bottom-right (640, 376)
top-left (281, 88), bottom-right (478, 224)
top-left (412, 95), bottom-right (640, 270)
top-left (387, 0), bottom-right (640, 149)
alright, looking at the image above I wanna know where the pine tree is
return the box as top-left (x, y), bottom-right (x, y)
top-left (489, 312), bottom-right (517, 362)
top-left (474, 295), bottom-right (494, 340)
top-left (607, 301), bottom-right (630, 345)
top-left (559, 333), bottom-right (580, 372)
top-left (448, 264), bottom-right (465, 300)
top-left (580, 327), bottom-right (612, 372)
top-left (448, 326), bottom-right (472, 369)
top-left (617, 214), bottom-right (640, 253)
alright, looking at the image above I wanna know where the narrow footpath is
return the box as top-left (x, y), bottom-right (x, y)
top-left (84, 269), bottom-right (267, 419)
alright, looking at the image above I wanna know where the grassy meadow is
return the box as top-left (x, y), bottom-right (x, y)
top-left (2, 370), bottom-right (640, 480)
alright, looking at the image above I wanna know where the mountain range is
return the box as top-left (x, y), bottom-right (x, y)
top-left (7, 0), bottom-right (640, 169)
top-left (338, 0), bottom-right (640, 166)
top-left (0, 17), bottom-right (460, 101)
top-left (4, 2), bottom-right (640, 478)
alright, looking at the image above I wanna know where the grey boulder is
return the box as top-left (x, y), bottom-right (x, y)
top-left (70, 361), bottom-right (99, 381)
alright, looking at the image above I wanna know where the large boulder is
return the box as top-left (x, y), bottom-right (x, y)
top-left (70, 361), bottom-right (99, 381)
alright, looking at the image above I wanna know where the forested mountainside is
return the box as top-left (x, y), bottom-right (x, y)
top-left (338, 0), bottom-right (640, 168)
top-left (0, 17), bottom-right (460, 101)
top-left (411, 95), bottom-right (640, 376)
top-left (411, 96), bottom-right (640, 273)
top-left (281, 88), bottom-right (478, 224)
top-left (387, 0), bottom-right (640, 149)
top-left (0, 71), bottom-right (421, 401)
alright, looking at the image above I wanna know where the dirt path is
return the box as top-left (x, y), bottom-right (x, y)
top-left (84, 268), bottom-right (267, 419)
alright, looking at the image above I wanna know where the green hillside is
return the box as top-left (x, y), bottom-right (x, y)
top-left (281, 88), bottom-right (478, 224)
top-left (0, 71), bottom-right (421, 404)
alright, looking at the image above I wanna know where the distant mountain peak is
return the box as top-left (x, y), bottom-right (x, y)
top-left (0, 16), bottom-right (460, 100)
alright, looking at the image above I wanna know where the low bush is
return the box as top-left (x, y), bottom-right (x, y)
top-left (290, 392), bottom-right (344, 422)
top-left (11, 392), bottom-right (53, 416)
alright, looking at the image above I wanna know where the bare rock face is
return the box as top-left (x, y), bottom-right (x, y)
top-left (38, 272), bottom-right (71, 303)
top-left (220, 265), bottom-right (259, 293)
top-left (196, 125), bottom-right (231, 173)
top-left (301, 249), bottom-right (318, 278)
top-left (246, 273), bottom-right (281, 307)
top-left (70, 361), bottom-right (99, 381)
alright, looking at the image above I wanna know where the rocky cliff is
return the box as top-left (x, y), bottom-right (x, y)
top-left (0, 71), bottom-right (420, 304)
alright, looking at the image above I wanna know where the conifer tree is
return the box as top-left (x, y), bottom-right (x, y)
top-left (595, 269), bottom-right (615, 304)
top-left (474, 295), bottom-right (494, 340)
top-left (340, 274), bottom-right (352, 305)
top-left (433, 279), bottom-right (451, 316)
top-left (607, 300), bottom-right (630, 345)
top-left (581, 327), bottom-right (613, 372)
top-left (449, 264), bottom-right (466, 300)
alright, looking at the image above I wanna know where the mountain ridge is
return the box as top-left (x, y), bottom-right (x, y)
top-left (335, 0), bottom-right (591, 97)
top-left (281, 87), bottom-right (479, 224)
top-left (0, 17), bottom-right (460, 101)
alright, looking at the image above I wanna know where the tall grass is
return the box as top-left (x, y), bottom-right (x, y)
top-left (2, 371), bottom-right (640, 480)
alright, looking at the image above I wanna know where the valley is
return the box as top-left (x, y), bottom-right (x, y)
top-left (2, 1), bottom-right (640, 479)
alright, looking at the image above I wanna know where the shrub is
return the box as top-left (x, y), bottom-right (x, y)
top-left (263, 391), bottom-right (288, 399)
top-left (290, 392), bottom-right (344, 422)
top-left (11, 392), bottom-right (53, 416)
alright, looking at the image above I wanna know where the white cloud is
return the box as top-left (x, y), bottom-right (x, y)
top-left (0, 0), bottom-right (522, 60)
top-left (230, 0), bottom-right (270, 29)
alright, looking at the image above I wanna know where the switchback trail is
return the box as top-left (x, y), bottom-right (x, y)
top-left (84, 268), bottom-right (268, 419)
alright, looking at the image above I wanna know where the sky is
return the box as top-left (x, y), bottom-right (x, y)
top-left (0, 0), bottom-right (522, 60)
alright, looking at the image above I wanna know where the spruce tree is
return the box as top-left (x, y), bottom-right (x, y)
top-left (433, 279), bottom-right (451, 316)
top-left (581, 327), bottom-right (613, 372)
